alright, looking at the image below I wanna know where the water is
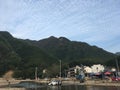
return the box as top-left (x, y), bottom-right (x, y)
top-left (1, 85), bottom-right (120, 90)
top-left (0, 82), bottom-right (120, 90)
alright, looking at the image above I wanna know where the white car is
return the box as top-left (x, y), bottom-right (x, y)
top-left (48, 80), bottom-right (61, 86)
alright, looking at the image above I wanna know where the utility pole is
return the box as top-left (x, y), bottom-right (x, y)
top-left (116, 58), bottom-right (120, 72)
top-left (59, 60), bottom-right (61, 78)
top-left (35, 67), bottom-right (38, 80)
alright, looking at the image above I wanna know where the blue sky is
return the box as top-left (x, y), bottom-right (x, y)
top-left (0, 0), bottom-right (120, 53)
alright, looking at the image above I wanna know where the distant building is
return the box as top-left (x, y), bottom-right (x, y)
top-left (67, 67), bottom-right (75, 77)
top-left (84, 66), bottom-right (92, 73)
top-left (91, 64), bottom-right (105, 73)
top-left (66, 64), bottom-right (105, 78)
top-left (67, 65), bottom-right (81, 77)
top-left (111, 68), bottom-right (116, 72)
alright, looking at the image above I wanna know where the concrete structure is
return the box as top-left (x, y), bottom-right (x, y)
top-left (67, 66), bottom-right (82, 77)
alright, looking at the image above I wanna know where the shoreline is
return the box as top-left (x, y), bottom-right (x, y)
top-left (0, 79), bottom-right (120, 88)
top-left (61, 80), bottom-right (120, 87)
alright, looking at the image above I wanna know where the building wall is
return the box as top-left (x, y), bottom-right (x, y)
top-left (91, 64), bottom-right (104, 73)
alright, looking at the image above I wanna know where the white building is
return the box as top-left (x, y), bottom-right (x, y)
top-left (91, 64), bottom-right (105, 73)
top-left (84, 66), bottom-right (92, 73)
top-left (67, 64), bottom-right (105, 77)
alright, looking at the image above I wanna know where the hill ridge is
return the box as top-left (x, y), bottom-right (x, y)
top-left (0, 31), bottom-right (116, 79)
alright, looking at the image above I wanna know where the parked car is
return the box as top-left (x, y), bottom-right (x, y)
top-left (111, 77), bottom-right (120, 81)
top-left (48, 80), bottom-right (61, 86)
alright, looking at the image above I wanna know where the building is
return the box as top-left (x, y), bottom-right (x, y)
top-left (66, 64), bottom-right (105, 78)
top-left (84, 66), bottom-right (92, 73)
top-left (67, 65), bottom-right (81, 77)
top-left (91, 64), bottom-right (105, 73)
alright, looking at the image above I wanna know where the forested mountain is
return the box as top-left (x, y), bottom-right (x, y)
top-left (0, 31), bottom-right (116, 78)
top-left (0, 31), bottom-right (57, 78)
top-left (116, 52), bottom-right (120, 56)
top-left (29, 36), bottom-right (115, 65)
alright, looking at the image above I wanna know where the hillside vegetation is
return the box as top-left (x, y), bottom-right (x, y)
top-left (0, 31), bottom-right (117, 78)
top-left (29, 36), bottom-right (115, 65)
top-left (0, 31), bottom-right (57, 79)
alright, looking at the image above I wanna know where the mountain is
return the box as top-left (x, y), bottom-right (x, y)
top-left (29, 36), bottom-right (115, 65)
top-left (0, 31), bottom-right (57, 79)
top-left (0, 31), bottom-right (116, 78)
top-left (116, 52), bottom-right (120, 56)
top-left (0, 31), bottom-right (21, 76)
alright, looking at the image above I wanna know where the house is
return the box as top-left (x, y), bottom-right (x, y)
top-left (84, 66), bottom-right (92, 73)
top-left (67, 65), bottom-right (81, 77)
top-left (91, 64), bottom-right (105, 73)
top-left (66, 64), bottom-right (105, 78)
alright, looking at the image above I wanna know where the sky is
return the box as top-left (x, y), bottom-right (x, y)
top-left (0, 0), bottom-right (120, 53)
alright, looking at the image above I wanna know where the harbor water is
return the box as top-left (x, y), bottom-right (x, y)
top-left (0, 84), bottom-right (120, 90)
